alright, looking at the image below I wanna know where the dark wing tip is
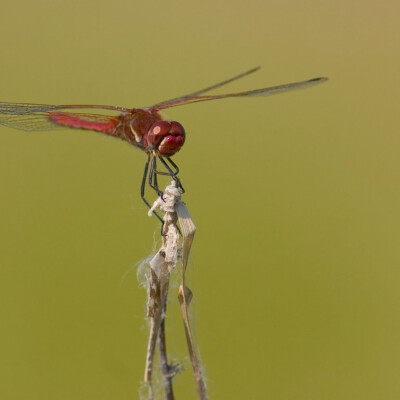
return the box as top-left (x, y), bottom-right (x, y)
top-left (311, 77), bottom-right (328, 83)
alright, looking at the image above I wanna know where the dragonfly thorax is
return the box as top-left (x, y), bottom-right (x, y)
top-left (147, 120), bottom-right (185, 157)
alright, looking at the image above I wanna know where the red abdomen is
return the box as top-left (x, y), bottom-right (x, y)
top-left (49, 112), bottom-right (120, 134)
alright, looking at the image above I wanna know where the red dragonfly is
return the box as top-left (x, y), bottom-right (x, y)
top-left (0, 67), bottom-right (326, 220)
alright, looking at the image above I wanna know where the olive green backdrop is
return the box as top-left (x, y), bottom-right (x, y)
top-left (0, 1), bottom-right (399, 399)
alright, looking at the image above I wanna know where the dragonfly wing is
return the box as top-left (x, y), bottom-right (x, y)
top-left (151, 66), bottom-right (261, 109)
top-left (0, 102), bottom-right (59, 130)
top-left (153, 77), bottom-right (328, 110)
top-left (0, 113), bottom-right (61, 131)
top-left (0, 102), bottom-right (123, 133)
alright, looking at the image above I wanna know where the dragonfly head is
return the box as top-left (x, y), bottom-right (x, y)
top-left (147, 120), bottom-right (185, 157)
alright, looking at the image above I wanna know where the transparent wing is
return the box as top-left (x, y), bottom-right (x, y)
top-left (151, 75), bottom-right (328, 111)
top-left (0, 102), bottom-right (126, 132)
top-left (0, 112), bottom-right (61, 131)
top-left (152, 66), bottom-right (261, 107)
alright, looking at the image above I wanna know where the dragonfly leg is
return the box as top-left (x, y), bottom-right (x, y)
top-left (148, 156), bottom-right (181, 235)
top-left (154, 156), bottom-right (179, 175)
top-left (166, 156), bottom-right (179, 175)
top-left (166, 157), bottom-right (185, 193)
top-left (143, 155), bottom-right (182, 236)
top-left (157, 156), bottom-right (185, 193)
top-left (148, 156), bottom-right (164, 197)
top-left (141, 155), bottom-right (164, 225)
top-left (140, 156), bottom-right (150, 206)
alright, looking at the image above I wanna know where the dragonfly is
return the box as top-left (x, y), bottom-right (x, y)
top-left (0, 67), bottom-right (327, 222)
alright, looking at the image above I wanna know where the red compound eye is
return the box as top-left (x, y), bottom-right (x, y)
top-left (170, 121), bottom-right (185, 136)
top-left (147, 120), bottom-right (185, 156)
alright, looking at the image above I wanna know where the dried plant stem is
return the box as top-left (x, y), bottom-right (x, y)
top-left (143, 182), bottom-right (208, 400)
top-left (175, 199), bottom-right (208, 400)
top-left (158, 315), bottom-right (174, 400)
top-left (144, 249), bottom-right (175, 399)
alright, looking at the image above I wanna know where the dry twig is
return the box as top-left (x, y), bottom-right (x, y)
top-left (142, 181), bottom-right (207, 400)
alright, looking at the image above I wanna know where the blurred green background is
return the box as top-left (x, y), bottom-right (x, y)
top-left (0, 0), bottom-right (399, 399)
